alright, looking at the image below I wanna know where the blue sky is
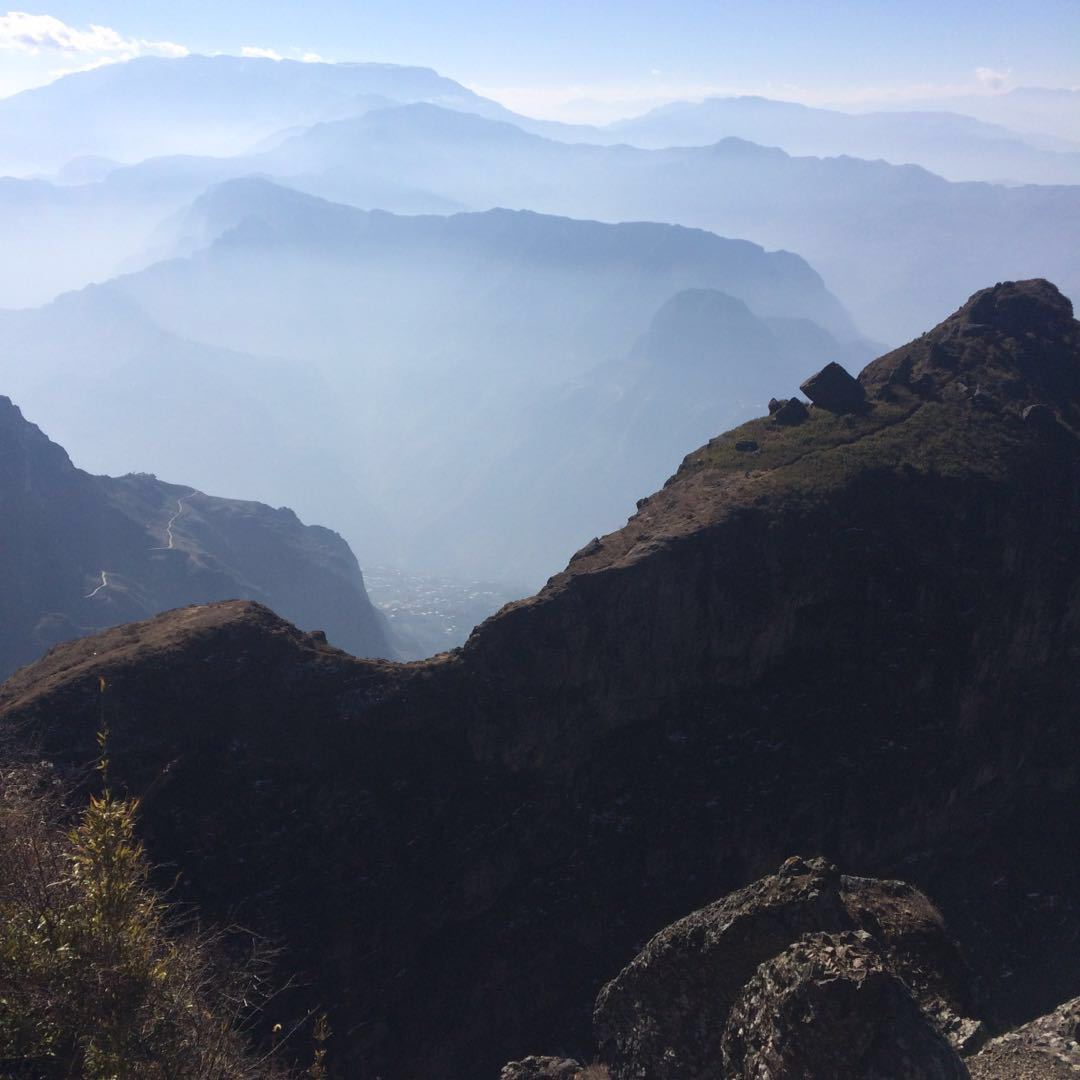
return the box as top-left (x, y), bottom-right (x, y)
top-left (2, 1), bottom-right (1079, 116)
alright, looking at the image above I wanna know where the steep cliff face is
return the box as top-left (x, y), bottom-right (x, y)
top-left (0, 396), bottom-right (392, 676)
top-left (1, 280), bottom-right (1077, 1077)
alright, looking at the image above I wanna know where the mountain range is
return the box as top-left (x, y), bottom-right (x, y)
top-left (0, 54), bottom-right (494, 174)
top-left (3, 56), bottom-right (1078, 185)
top-left (604, 94), bottom-right (1080, 184)
top-left (6, 93), bottom-right (1077, 344)
top-left (230, 102), bottom-right (1080, 342)
top-left (0, 56), bottom-right (1076, 342)
top-left (2, 279), bottom-right (1076, 1075)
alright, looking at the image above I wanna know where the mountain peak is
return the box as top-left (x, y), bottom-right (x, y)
top-left (958, 277), bottom-right (1074, 335)
top-left (0, 393), bottom-right (75, 477)
top-left (861, 278), bottom-right (1080, 412)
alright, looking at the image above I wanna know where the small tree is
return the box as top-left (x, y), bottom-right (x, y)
top-left (0, 757), bottom-right (289, 1078)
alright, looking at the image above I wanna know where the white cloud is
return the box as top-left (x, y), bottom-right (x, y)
top-left (975, 66), bottom-right (1010, 91)
top-left (299, 51), bottom-right (325, 64)
top-left (0, 11), bottom-right (187, 59)
top-left (241, 45), bottom-right (282, 61)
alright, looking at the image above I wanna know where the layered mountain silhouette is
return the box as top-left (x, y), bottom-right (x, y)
top-left (2, 280), bottom-right (1076, 1076)
top-left (895, 85), bottom-right (1080, 145)
top-left (1, 185), bottom-right (862, 582)
top-left (72, 102), bottom-right (1079, 342)
top-left (0, 395), bottom-right (392, 677)
top-left (5, 63), bottom-right (1078, 341)
top-left (605, 95), bottom-right (1080, 184)
top-left (0, 54), bottom-right (495, 174)
top-left (248, 104), bottom-right (1080, 341)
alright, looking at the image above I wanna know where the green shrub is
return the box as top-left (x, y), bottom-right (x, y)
top-left (0, 760), bottom-right (289, 1078)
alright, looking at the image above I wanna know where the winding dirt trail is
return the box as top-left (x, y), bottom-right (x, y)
top-left (157, 489), bottom-right (199, 550)
top-left (85, 570), bottom-right (109, 599)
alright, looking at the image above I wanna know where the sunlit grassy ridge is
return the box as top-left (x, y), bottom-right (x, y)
top-left (680, 389), bottom-right (1029, 501)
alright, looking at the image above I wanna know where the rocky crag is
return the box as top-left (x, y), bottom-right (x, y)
top-left (0, 280), bottom-right (1077, 1076)
top-left (0, 395), bottom-right (391, 676)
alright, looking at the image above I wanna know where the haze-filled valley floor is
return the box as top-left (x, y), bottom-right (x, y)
top-left (1, 30), bottom-right (1079, 1078)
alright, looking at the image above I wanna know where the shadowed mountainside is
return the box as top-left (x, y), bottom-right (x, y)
top-left (0, 395), bottom-right (392, 677)
top-left (1, 280), bottom-right (1077, 1076)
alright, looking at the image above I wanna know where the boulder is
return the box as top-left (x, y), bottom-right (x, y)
top-left (593, 858), bottom-right (978, 1080)
top-left (772, 397), bottom-right (809, 425)
top-left (800, 361), bottom-right (867, 413)
top-left (721, 931), bottom-right (970, 1078)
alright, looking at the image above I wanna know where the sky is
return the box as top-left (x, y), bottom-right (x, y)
top-left (2, 1), bottom-right (1079, 118)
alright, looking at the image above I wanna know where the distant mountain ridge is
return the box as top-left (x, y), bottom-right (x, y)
top-left (0, 54), bottom-right (492, 174)
top-left (223, 103), bottom-right (1077, 342)
top-left (603, 94), bottom-right (1080, 184)
top-left (0, 395), bottom-right (392, 676)
top-left (4, 68), bottom-right (1078, 338)
top-left (78, 101), bottom-right (1078, 342)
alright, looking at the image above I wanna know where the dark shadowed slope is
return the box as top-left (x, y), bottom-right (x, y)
top-left (0, 395), bottom-right (392, 677)
top-left (1, 281), bottom-right (1077, 1077)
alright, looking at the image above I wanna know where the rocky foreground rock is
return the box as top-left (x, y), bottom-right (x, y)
top-left (508, 859), bottom-right (1077, 1078)
top-left (594, 857), bottom-right (980, 1078)
top-left (1, 281), bottom-right (1078, 1076)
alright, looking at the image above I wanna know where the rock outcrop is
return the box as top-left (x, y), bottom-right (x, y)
top-left (721, 931), bottom-right (969, 1079)
top-left (1, 281), bottom-right (1078, 1077)
top-left (968, 996), bottom-right (1080, 1079)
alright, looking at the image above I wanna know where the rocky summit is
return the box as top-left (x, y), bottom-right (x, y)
top-left (1, 279), bottom-right (1078, 1077)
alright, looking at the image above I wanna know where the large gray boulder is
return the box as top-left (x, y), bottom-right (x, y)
top-left (800, 360), bottom-right (866, 412)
